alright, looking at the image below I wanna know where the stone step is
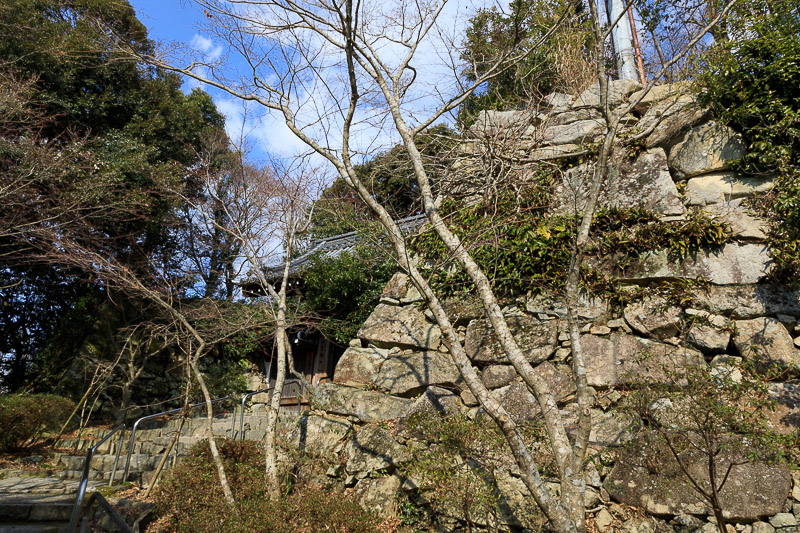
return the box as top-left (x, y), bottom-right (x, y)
top-left (0, 493), bottom-right (75, 523)
top-left (57, 453), bottom-right (161, 473)
top-left (0, 521), bottom-right (68, 533)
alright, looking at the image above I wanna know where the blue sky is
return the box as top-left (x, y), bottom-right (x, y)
top-left (129, 0), bottom-right (295, 163)
top-left (129, 1), bottom-right (203, 62)
top-left (127, 0), bottom-right (485, 167)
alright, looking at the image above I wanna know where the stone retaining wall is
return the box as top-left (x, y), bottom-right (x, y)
top-left (279, 82), bottom-right (800, 532)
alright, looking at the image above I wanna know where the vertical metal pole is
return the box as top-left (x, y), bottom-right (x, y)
top-left (68, 447), bottom-right (93, 532)
top-left (607, 0), bottom-right (638, 80)
top-left (239, 394), bottom-right (248, 441)
top-left (627, 5), bottom-right (647, 86)
top-left (108, 431), bottom-right (125, 487)
top-left (122, 421), bottom-right (141, 483)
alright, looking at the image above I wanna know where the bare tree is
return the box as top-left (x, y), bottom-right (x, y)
top-left (118, 0), bottom-right (739, 528)
top-left (190, 151), bottom-right (320, 498)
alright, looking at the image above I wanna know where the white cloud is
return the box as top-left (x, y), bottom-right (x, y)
top-left (190, 34), bottom-right (223, 62)
top-left (181, 1), bottom-right (498, 175)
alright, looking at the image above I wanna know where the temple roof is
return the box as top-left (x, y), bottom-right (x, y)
top-left (241, 213), bottom-right (427, 290)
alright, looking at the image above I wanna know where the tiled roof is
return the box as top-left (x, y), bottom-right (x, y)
top-left (252, 213), bottom-right (427, 283)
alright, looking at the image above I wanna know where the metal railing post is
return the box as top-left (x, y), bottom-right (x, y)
top-left (122, 396), bottom-right (234, 483)
top-left (108, 430), bottom-right (125, 486)
top-left (68, 424), bottom-right (124, 533)
top-left (238, 379), bottom-right (300, 441)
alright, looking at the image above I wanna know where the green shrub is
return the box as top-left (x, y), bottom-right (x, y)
top-left (150, 439), bottom-right (382, 533)
top-left (697, 1), bottom-right (800, 283)
top-left (0, 393), bottom-right (73, 452)
top-left (403, 412), bottom-right (548, 530)
top-left (302, 245), bottom-right (397, 345)
top-left (410, 183), bottom-right (730, 299)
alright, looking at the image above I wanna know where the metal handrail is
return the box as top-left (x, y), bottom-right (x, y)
top-left (120, 396), bottom-right (237, 484)
top-left (107, 430), bottom-right (126, 487)
top-left (78, 492), bottom-right (132, 533)
top-left (238, 379), bottom-right (303, 440)
top-left (68, 424), bottom-right (125, 533)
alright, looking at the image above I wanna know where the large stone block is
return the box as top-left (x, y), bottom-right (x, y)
top-left (582, 333), bottom-right (705, 388)
top-left (335, 345), bottom-right (462, 396)
top-left (605, 434), bottom-right (791, 521)
top-left (686, 323), bottom-right (731, 355)
top-left (373, 351), bottom-right (463, 396)
top-left (540, 118), bottom-right (606, 146)
top-left (617, 243), bottom-right (772, 285)
top-left (545, 107), bottom-right (603, 127)
top-left (640, 95), bottom-right (709, 148)
top-left (552, 148), bottom-right (685, 217)
top-left (588, 409), bottom-right (637, 447)
top-left (481, 364), bottom-right (518, 389)
top-left (358, 303), bottom-right (441, 350)
top-left (668, 120), bottom-right (747, 179)
top-left (692, 285), bottom-right (800, 319)
top-left (316, 383), bottom-right (413, 422)
top-left (441, 295), bottom-right (485, 326)
top-left (526, 143), bottom-right (583, 161)
top-left (733, 317), bottom-right (800, 372)
top-left (543, 92), bottom-right (575, 112)
top-left (629, 82), bottom-right (690, 113)
top-left (469, 109), bottom-right (540, 136)
top-left (686, 172), bottom-right (774, 206)
top-left (346, 425), bottom-right (409, 475)
top-left (351, 475), bottom-right (402, 517)
top-left (487, 362), bottom-right (575, 423)
top-left (623, 297), bottom-right (682, 340)
top-left (766, 382), bottom-right (800, 435)
top-left (525, 290), bottom-right (608, 320)
top-left (397, 385), bottom-right (465, 433)
top-left (285, 414), bottom-right (352, 456)
top-left (465, 315), bottom-right (558, 363)
top-left (334, 345), bottom-right (391, 387)
top-left (572, 79), bottom-right (642, 110)
top-left (381, 272), bottom-right (410, 300)
top-left (703, 204), bottom-right (768, 242)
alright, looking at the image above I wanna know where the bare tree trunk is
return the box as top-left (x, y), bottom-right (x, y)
top-left (144, 360), bottom-right (193, 499)
top-left (119, 0), bottom-right (740, 528)
top-left (264, 230), bottom-right (294, 499)
top-left (190, 349), bottom-right (235, 505)
top-left (264, 324), bottom-right (287, 499)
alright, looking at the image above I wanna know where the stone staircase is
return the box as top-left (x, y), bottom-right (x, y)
top-left (0, 474), bottom-right (97, 533)
top-left (0, 409), bottom-right (299, 532)
top-left (51, 410), bottom-right (297, 485)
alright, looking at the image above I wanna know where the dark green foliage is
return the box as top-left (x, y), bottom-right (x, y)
top-left (410, 176), bottom-right (565, 297)
top-left (302, 245), bottom-right (397, 344)
top-left (410, 179), bottom-right (731, 298)
top-left (151, 439), bottom-right (382, 533)
top-left (0, 267), bottom-right (95, 392)
top-left (309, 125), bottom-right (456, 239)
top-left (459, 0), bottom-right (593, 126)
top-left (0, 0), bottom-right (233, 391)
top-left (0, 393), bottom-right (73, 451)
top-left (697, 0), bottom-right (800, 283)
top-left (590, 208), bottom-right (731, 261)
